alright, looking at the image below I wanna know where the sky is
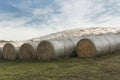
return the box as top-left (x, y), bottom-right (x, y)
top-left (0, 0), bottom-right (120, 40)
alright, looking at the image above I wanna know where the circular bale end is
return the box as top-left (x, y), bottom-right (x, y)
top-left (3, 43), bottom-right (18, 60)
top-left (37, 41), bottom-right (55, 60)
top-left (19, 43), bottom-right (36, 60)
top-left (76, 39), bottom-right (96, 57)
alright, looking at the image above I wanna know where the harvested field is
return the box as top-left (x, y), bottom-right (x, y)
top-left (0, 53), bottom-right (119, 80)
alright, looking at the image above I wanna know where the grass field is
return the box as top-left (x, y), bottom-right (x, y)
top-left (0, 53), bottom-right (120, 80)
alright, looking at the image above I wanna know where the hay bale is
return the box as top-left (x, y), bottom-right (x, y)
top-left (3, 43), bottom-right (19, 60)
top-left (37, 37), bottom-right (82, 60)
top-left (76, 34), bottom-right (120, 57)
top-left (19, 42), bottom-right (39, 60)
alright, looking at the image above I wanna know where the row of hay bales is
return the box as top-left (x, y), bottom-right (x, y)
top-left (0, 33), bottom-right (120, 60)
top-left (0, 37), bottom-right (82, 60)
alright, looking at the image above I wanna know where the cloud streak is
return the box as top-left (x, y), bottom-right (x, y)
top-left (85, 0), bottom-right (120, 23)
top-left (0, 0), bottom-right (120, 40)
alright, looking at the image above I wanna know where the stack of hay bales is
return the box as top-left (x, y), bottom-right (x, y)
top-left (0, 32), bottom-right (120, 61)
top-left (76, 33), bottom-right (120, 57)
top-left (19, 41), bottom-right (39, 60)
top-left (37, 37), bottom-right (82, 60)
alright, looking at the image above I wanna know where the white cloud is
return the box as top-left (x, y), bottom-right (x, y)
top-left (0, 13), bottom-right (55, 41)
top-left (52, 0), bottom-right (120, 27)
top-left (9, 0), bottom-right (33, 13)
top-left (85, 0), bottom-right (120, 23)
top-left (0, 27), bottom-right (38, 41)
top-left (0, 0), bottom-right (120, 40)
top-left (33, 8), bottom-right (53, 15)
top-left (0, 23), bottom-right (57, 41)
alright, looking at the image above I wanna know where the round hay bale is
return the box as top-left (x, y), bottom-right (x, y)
top-left (76, 34), bottom-right (120, 57)
top-left (19, 42), bottom-right (39, 60)
top-left (37, 37), bottom-right (82, 60)
top-left (37, 40), bottom-right (55, 60)
top-left (3, 43), bottom-right (19, 60)
top-left (77, 38), bottom-right (97, 57)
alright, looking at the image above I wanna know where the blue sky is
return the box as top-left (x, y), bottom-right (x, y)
top-left (0, 0), bottom-right (120, 40)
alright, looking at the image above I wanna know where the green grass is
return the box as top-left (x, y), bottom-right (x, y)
top-left (0, 53), bottom-right (120, 80)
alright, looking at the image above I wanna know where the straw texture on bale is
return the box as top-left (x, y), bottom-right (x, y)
top-left (19, 42), bottom-right (39, 60)
top-left (37, 37), bottom-right (82, 60)
top-left (76, 34), bottom-right (120, 57)
top-left (3, 43), bottom-right (19, 60)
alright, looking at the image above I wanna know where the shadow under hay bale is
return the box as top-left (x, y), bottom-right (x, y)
top-left (19, 42), bottom-right (39, 60)
top-left (76, 33), bottom-right (120, 57)
top-left (3, 43), bottom-right (19, 60)
top-left (0, 48), bottom-right (2, 59)
top-left (37, 37), bottom-right (82, 60)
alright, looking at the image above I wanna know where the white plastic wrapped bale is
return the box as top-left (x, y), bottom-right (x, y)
top-left (76, 33), bottom-right (120, 57)
top-left (37, 37), bottom-right (82, 60)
